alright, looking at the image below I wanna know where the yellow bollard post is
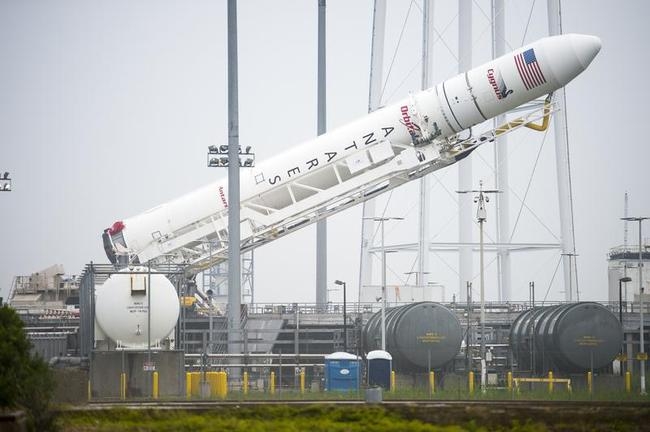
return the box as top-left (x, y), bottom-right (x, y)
top-left (152, 371), bottom-right (159, 399)
top-left (390, 371), bottom-right (396, 392)
top-left (548, 371), bottom-right (554, 394)
top-left (270, 371), bottom-right (276, 395)
top-left (191, 372), bottom-right (201, 397)
top-left (429, 371), bottom-right (435, 395)
top-left (206, 371), bottom-right (217, 397)
top-left (587, 371), bottom-right (592, 395)
top-left (87, 379), bottom-right (91, 401)
top-left (468, 371), bottom-right (475, 395)
top-left (507, 371), bottom-right (513, 391)
top-left (186, 372), bottom-right (192, 399)
top-left (243, 371), bottom-right (249, 396)
top-left (300, 370), bottom-right (305, 394)
top-left (120, 372), bottom-right (127, 400)
top-left (625, 371), bottom-right (631, 393)
top-left (216, 371), bottom-right (228, 399)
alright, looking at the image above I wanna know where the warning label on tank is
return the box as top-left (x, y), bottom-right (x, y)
top-left (127, 301), bottom-right (149, 314)
top-left (417, 332), bottom-right (445, 344)
top-left (575, 335), bottom-right (603, 347)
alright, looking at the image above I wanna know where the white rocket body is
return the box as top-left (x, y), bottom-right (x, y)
top-left (103, 34), bottom-right (601, 270)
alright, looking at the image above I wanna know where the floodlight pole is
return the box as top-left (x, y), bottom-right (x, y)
top-left (639, 219), bottom-right (647, 395)
top-left (227, 0), bottom-right (241, 381)
top-left (147, 263), bottom-right (152, 397)
top-left (335, 280), bottom-right (347, 352)
top-left (622, 216), bottom-right (648, 395)
top-left (619, 276), bottom-right (632, 376)
top-left (315, 0), bottom-right (328, 313)
top-left (381, 219), bottom-right (386, 351)
top-left (619, 277), bottom-right (632, 326)
top-left (207, 290), bottom-right (214, 353)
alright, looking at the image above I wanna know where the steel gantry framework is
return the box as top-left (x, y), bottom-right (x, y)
top-left (358, 0), bottom-right (576, 306)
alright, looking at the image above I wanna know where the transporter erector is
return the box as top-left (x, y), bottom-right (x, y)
top-left (100, 34), bottom-right (600, 349)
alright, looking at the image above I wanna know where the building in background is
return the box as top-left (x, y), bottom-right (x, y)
top-left (607, 242), bottom-right (650, 304)
top-left (7, 265), bottom-right (80, 361)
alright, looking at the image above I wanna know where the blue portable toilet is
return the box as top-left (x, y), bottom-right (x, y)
top-left (367, 350), bottom-right (392, 389)
top-left (324, 352), bottom-right (360, 391)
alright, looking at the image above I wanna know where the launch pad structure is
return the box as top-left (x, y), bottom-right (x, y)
top-left (193, 1), bottom-right (587, 335)
top-left (12, 1), bottom-right (631, 400)
top-left (66, 262), bottom-right (645, 398)
top-left (93, 1), bottom-right (605, 391)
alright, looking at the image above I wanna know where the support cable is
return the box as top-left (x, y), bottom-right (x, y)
top-left (433, 250), bottom-right (461, 277)
top-left (385, 60), bottom-right (422, 103)
top-left (472, 126), bottom-right (559, 243)
top-left (507, 130), bottom-right (558, 243)
top-left (379, 1), bottom-right (416, 104)
top-left (520, 0), bottom-right (537, 46)
top-left (542, 254), bottom-right (563, 304)
top-left (473, 0), bottom-right (513, 51)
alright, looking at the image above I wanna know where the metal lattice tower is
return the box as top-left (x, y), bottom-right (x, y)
top-left (358, 0), bottom-right (580, 304)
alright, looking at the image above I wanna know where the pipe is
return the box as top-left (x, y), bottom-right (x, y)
top-left (48, 356), bottom-right (85, 367)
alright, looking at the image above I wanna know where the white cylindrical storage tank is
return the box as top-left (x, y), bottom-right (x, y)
top-left (95, 267), bottom-right (180, 349)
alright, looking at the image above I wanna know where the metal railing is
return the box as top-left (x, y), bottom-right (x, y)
top-left (242, 300), bottom-right (623, 316)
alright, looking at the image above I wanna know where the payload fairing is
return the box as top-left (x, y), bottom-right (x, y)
top-left (103, 34), bottom-right (601, 274)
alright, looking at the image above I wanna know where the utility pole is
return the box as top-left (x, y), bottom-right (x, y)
top-left (466, 281), bottom-right (472, 372)
top-left (529, 281), bottom-right (535, 373)
top-left (458, 180), bottom-right (500, 392)
top-left (621, 216), bottom-right (648, 395)
top-left (364, 216), bottom-right (402, 351)
top-left (334, 280), bottom-right (347, 352)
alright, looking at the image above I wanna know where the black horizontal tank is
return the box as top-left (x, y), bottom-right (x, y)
top-left (510, 302), bottom-right (622, 373)
top-left (363, 302), bottom-right (462, 372)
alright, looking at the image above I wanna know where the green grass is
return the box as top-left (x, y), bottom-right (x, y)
top-left (57, 406), bottom-right (543, 432)
top-left (172, 386), bottom-right (650, 403)
top-left (56, 402), bottom-right (650, 432)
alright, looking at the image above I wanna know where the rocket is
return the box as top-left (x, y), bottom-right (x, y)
top-left (103, 34), bottom-right (601, 271)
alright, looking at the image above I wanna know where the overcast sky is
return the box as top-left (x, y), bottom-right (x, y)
top-left (1, 0), bottom-right (648, 305)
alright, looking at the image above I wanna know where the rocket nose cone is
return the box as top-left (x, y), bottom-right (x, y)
top-left (542, 33), bottom-right (601, 86)
top-left (570, 34), bottom-right (602, 69)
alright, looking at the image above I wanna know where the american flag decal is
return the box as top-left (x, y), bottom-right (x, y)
top-left (515, 48), bottom-right (547, 90)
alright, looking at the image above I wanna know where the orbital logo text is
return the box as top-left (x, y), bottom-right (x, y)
top-left (400, 105), bottom-right (421, 137)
